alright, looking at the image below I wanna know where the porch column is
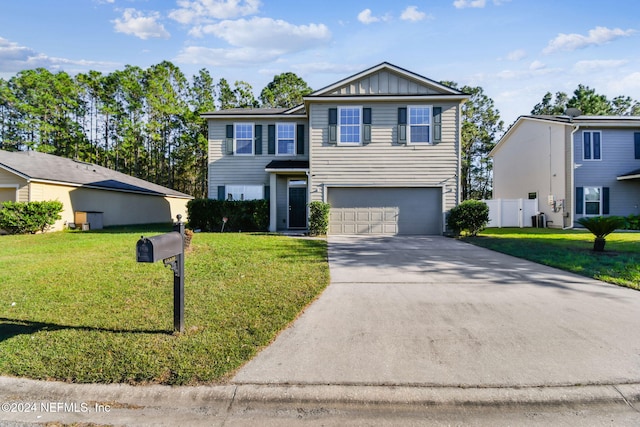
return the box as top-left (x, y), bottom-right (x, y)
top-left (269, 173), bottom-right (277, 232)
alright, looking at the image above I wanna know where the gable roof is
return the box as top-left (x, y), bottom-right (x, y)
top-left (0, 150), bottom-right (192, 199)
top-left (491, 114), bottom-right (640, 157)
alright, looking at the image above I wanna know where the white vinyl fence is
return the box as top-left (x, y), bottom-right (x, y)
top-left (483, 198), bottom-right (539, 228)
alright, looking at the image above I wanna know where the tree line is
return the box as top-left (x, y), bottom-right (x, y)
top-left (0, 61), bottom-right (637, 200)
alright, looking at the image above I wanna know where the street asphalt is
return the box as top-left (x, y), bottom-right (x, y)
top-left (1, 235), bottom-right (639, 425)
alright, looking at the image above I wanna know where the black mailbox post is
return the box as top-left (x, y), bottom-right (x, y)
top-left (136, 215), bottom-right (185, 333)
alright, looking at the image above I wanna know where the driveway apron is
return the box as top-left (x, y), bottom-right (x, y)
top-left (233, 235), bottom-right (640, 388)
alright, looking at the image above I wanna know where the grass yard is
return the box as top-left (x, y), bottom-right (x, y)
top-left (465, 227), bottom-right (640, 290)
top-left (0, 226), bottom-right (329, 385)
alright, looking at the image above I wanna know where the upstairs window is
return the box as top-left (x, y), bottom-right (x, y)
top-left (234, 123), bottom-right (254, 155)
top-left (338, 107), bottom-right (362, 145)
top-left (277, 123), bottom-right (296, 155)
top-left (583, 131), bottom-right (601, 160)
top-left (408, 106), bottom-right (432, 144)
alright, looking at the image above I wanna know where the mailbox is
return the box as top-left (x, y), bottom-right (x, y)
top-left (136, 232), bottom-right (183, 263)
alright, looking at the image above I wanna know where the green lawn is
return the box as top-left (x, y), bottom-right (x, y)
top-left (465, 227), bottom-right (640, 290)
top-left (0, 227), bottom-right (329, 385)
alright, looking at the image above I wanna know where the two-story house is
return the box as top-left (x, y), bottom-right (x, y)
top-left (202, 63), bottom-right (468, 235)
top-left (490, 114), bottom-right (640, 228)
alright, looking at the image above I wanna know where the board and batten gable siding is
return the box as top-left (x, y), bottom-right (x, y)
top-left (574, 127), bottom-right (640, 217)
top-left (308, 101), bottom-right (460, 211)
top-left (207, 118), bottom-right (309, 199)
top-left (0, 168), bottom-right (28, 202)
top-left (326, 70), bottom-right (439, 96)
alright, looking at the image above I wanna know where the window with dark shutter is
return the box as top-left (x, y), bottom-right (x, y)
top-left (602, 187), bottom-right (610, 215)
top-left (576, 187), bottom-right (583, 214)
top-left (225, 125), bottom-right (234, 154)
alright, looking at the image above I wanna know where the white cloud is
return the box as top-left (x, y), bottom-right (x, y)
top-left (0, 37), bottom-right (118, 75)
top-left (194, 17), bottom-right (331, 51)
top-left (169, 0), bottom-right (260, 25)
top-left (113, 9), bottom-right (170, 40)
top-left (174, 45), bottom-right (282, 67)
top-left (506, 49), bottom-right (526, 61)
top-left (358, 9), bottom-right (379, 24)
top-left (400, 6), bottom-right (428, 22)
top-left (608, 71), bottom-right (640, 94)
top-left (543, 26), bottom-right (635, 54)
top-left (529, 60), bottom-right (545, 71)
top-left (573, 59), bottom-right (629, 73)
top-left (453, 0), bottom-right (486, 9)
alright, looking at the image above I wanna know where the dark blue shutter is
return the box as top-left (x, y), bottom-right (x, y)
top-left (268, 124), bottom-right (276, 154)
top-left (254, 124), bottom-right (262, 155)
top-left (433, 107), bottom-right (442, 143)
top-left (602, 187), bottom-right (610, 215)
top-left (226, 125), bottom-right (233, 139)
top-left (576, 187), bottom-right (583, 214)
top-left (583, 132), bottom-right (591, 160)
top-left (593, 132), bottom-right (601, 159)
top-left (264, 185), bottom-right (270, 201)
top-left (634, 133), bottom-right (640, 159)
top-left (296, 124), bottom-right (305, 155)
top-left (328, 108), bottom-right (337, 144)
top-left (225, 124), bottom-right (234, 154)
top-left (363, 108), bottom-right (372, 124)
top-left (363, 108), bottom-right (372, 144)
top-left (217, 185), bottom-right (225, 201)
top-left (397, 107), bottom-right (407, 143)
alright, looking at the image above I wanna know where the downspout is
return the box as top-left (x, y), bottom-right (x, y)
top-left (565, 124), bottom-right (581, 229)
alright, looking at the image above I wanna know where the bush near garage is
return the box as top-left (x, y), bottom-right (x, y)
top-left (447, 200), bottom-right (489, 237)
top-left (0, 200), bottom-right (63, 234)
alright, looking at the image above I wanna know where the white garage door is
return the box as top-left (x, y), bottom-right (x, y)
top-left (328, 187), bottom-right (442, 235)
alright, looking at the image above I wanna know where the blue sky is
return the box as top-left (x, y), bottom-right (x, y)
top-left (1, 0), bottom-right (638, 126)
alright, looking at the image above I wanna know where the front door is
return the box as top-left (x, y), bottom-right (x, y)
top-left (288, 186), bottom-right (307, 228)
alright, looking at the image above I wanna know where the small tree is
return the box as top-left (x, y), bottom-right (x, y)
top-left (576, 216), bottom-right (625, 252)
top-left (447, 200), bottom-right (489, 236)
top-left (308, 201), bottom-right (330, 236)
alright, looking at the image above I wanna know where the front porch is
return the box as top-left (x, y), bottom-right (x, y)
top-left (265, 160), bottom-right (309, 232)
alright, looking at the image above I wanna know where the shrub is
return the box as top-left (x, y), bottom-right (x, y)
top-left (309, 201), bottom-right (330, 236)
top-left (576, 216), bottom-right (625, 252)
top-left (623, 214), bottom-right (640, 230)
top-left (0, 200), bottom-right (63, 234)
top-left (447, 200), bottom-right (489, 236)
top-left (187, 199), bottom-right (269, 232)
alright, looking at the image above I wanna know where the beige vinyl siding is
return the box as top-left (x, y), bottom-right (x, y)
top-left (328, 70), bottom-right (438, 95)
top-left (0, 168), bottom-right (28, 202)
top-left (309, 102), bottom-right (459, 211)
top-left (207, 118), bottom-right (309, 199)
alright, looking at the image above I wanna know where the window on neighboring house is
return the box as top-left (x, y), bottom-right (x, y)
top-left (277, 123), bottom-right (296, 155)
top-left (226, 185), bottom-right (264, 201)
top-left (408, 106), bottom-right (432, 144)
top-left (234, 123), bottom-right (254, 155)
top-left (338, 107), bottom-right (362, 144)
top-left (584, 187), bottom-right (601, 215)
top-left (583, 131), bottom-right (601, 160)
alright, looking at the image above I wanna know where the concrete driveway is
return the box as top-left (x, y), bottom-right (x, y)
top-left (233, 235), bottom-right (640, 388)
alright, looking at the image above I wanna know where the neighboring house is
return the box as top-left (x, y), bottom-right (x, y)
top-left (202, 62), bottom-right (468, 235)
top-left (0, 150), bottom-right (193, 231)
top-left (490, 115), bottom-right (640, 228)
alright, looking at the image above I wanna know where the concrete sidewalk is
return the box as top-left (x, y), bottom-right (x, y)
top-left (2, 235), bottom-right (640, 425)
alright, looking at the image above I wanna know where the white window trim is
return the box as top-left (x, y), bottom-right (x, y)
top-left (276, 122), bottom-right (297, 156)
top-left (234, 122), bottom-right (254, 156)
top-left (337, 106), bottom-right (363, 146)
top-left (582, 130), bottom-right (602, 161)
top-left (583, 186), bottom-right (602, 216)
top-left (407, 105), bottom-right (433, 145)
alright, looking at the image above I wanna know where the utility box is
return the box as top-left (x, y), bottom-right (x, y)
top-left (74, 211), bottom-right (103, 230)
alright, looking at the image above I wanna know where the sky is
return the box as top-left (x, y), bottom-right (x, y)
top-left (0, 0), bottom-right (639, 127)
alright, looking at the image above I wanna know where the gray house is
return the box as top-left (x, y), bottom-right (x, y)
top-left (490, 115), bottom-right (640, 228)
top-left (203, 63), bottom-right (468, 235)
